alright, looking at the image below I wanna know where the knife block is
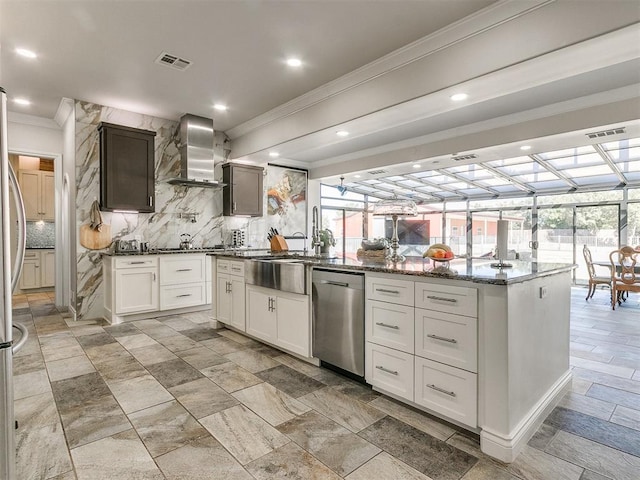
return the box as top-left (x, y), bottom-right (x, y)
top-left (270, 235), bottom-right (289, 253)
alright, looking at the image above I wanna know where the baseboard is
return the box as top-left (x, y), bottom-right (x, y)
top-left (480, 370), bottom-right (572, 462)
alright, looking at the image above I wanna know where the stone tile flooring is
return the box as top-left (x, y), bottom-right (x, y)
top-left (11, 287), bottom-right (640, 480)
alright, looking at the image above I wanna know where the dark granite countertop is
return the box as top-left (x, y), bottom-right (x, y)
top-left (26, 246), bottom-right (55, 249)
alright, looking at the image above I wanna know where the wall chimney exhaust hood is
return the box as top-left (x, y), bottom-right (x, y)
top-left (168, 114), bottom-right (226, 188)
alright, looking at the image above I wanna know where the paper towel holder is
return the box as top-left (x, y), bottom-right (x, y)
top-left (491, 219), bottom-right (513, 268)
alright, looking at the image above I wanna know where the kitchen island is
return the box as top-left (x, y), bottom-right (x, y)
top-left (106, 250), bottom-right (574, 462)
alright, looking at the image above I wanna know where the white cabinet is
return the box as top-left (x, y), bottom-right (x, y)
top-left (19, 249), bottom-right (55, 290)
top-left (160, 254), bottom-right (207, 310)
top-left (246, 284), bottom-right (310, 357)
top-left (216, 259), bottom-right (246, 331)
top-left (365, 274), bottom-right (478, 429)
top-left (109, 256), bottom-right (159, 315)
top-left (19, 170), bottom-right (55, 221)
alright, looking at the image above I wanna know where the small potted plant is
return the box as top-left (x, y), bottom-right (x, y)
top-left (319, 229), bottom-right (336, 253)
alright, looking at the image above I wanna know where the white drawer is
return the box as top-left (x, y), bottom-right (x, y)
top-left (414, 357), bottom-right (477, 428)
top-left (114, 256), bottom-right (158, 269)
top-left (229, 260), bottom-right (245, 277)
top-left (160, 283), bottom-right (206, 310)
top-left (366, 300), bottom-right (414, 354)
top-left (160, 255), bottom-right (206, 285)
top-left (366, 342), bottom-right (414, 402)
top-left (217, 259), bottom-right (230, 273)
top-left (415, 308), bottom-right (477, 372)
top-left (366, 276), bottom-right (414, 306)
top-left (414, 283), bottom-right (477, 317)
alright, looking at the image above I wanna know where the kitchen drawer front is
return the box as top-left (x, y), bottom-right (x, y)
top-left (366, 300), bottom-right (414, 354)
top-left (160, 255), bottom-right (206, 285)
top-left (229, 260), bottom-right (245, 277)
top-left (366, 276), bottom-right (414, 306)
top-left (160, 283), bottom-right (206, 310)
top-left (217, 259), bottom-right (230, 273)
top-left (415, 308), bottom-right (477, 372)
top-left (114, 256), bottom-right (158, 269)
top-left (414, 357), bottom-right (477, 428)
top-left (366, 342), bottom-right (414, 402)
top-left (414, 283), bottom-right (477, 317)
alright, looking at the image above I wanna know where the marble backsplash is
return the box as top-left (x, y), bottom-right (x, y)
top-left (74, 101), bottom-right (266, 319)
top-left (26, 221), bottom-right (55, 248)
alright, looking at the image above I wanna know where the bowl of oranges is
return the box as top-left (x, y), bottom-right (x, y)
top-left (423, 243), bottom-right (455, 262)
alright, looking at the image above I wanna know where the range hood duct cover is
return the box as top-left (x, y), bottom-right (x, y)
top-left (168, 114), bottom-right (225, 188)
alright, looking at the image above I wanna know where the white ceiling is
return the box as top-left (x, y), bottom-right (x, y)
top-left (2, 0), bottom-right (640, 189)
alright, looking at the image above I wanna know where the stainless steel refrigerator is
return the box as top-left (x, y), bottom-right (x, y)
top-left (0, 86), bottom-right (28, 478)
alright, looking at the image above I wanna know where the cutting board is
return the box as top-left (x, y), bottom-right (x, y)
top-left (80, 224), bottom-right (112, 250)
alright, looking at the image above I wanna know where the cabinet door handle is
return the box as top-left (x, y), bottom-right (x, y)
top-left (375, 365), bottom-right (398, 375)
top-left (376, 288), bottom-right (400, 294)
top-left (227, 281), bottom-right (232, 293)
top-left (233, 201), bottom-right (237, 212)
top-left (176, 268), bottom-right (193, 272)
top-left (149, 196), bottom-right (153, 207)
top-left (376, 322), bottom-right (399, 330)
top-left (176, 294), bottom-right (192, 298)
top-left (427, 334), bottom-right (457, 343)
top-left (35, 265), bottom-right (39, 268)
top-left (130, 261), bottom-right (146, 265)
top-left (152, 273), bottom-right (156, 281)
top-left (426, 295), bottom-right (457, 303)
top-left (427, 384), bottom-right (456, 397)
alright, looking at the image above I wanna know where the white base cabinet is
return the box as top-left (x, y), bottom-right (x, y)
top-left (19, 249), bottom-right (55, 290)
top-left (115, 266), bottom-right (158, 314)
top-left (216, 259), bottom-right (246, 331)
top-left (160, 254), bottom-right (207, 310)
top-left (246, 284), bottom-right (310, 357)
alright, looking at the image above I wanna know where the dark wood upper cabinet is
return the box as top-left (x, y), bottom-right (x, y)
top-left (222, 163), bottom-right (264, 216)
top-left (99, 122), bottom-right (156, 212)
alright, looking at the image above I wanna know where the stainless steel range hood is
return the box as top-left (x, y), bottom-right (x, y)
top-left (168, 114), bottom-right (225, 188)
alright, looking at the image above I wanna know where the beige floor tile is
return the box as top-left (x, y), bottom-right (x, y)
top-left (46, 354), bottom-right (96, 381)
top-left (201, 362), bottom-right (263, 392)
top-left (346, 452), bottom-right (432, 480)
top-left (16, 422), bottom-right (73, 480)
top-left (129, 342), bottom-right (178, 366)
top-left (232, 382), bottom-right (310, 425)
top-left (109, 374), bottom-right (174, 413)
top-left (13, 369), bottom-right (51, 400)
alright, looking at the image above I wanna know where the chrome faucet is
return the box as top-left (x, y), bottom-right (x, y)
top-left (311, 206), bottom-right (323, 256)
top-left (291, 231), bottom-right (307, 254)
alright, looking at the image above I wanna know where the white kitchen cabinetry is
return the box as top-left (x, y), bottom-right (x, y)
top-left (160, 254), bottom-right (206, 310)
top-left (365, 274), bottom-right (478, 429)
top-left (19, 249), bottom-right (55, 290)
top-left (19, 170), bottom-right (55, 221)
top-left (246, 284), bottom-right (310, 357)
top-left (216, 259), bottom-right (246, 331)
top-left (110, 256), bottom-right (159, 315)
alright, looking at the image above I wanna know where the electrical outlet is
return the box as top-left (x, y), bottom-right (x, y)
top-left (540, 286), bottom-right (548, 299)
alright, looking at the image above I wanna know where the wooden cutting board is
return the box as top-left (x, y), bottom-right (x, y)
top-left (79, 224), bottom-right (112, 250)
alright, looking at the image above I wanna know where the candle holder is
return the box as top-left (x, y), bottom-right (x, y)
top-left (372, 197), bottom-right (418, 263)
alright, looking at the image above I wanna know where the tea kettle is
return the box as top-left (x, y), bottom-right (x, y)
top-left (179, 233), bottom-right (193, 250)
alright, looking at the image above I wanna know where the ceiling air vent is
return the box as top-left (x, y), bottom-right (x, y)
top-left (155, 52), bottom-right (192, 71)
top-left (451, 154), bottom-right (478, 162)
top-left (586, 127), bottom-right (625, 139)
top-left (367, 169), bottom-right (387, 175)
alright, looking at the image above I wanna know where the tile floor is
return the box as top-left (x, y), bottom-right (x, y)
top-left (11, 287), bottom-right (640, 480)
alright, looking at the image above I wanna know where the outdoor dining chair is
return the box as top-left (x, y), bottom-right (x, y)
top-left (583, 245), bottom-right (611, 300)
top-left (609, 245), bottom-right (640, 310)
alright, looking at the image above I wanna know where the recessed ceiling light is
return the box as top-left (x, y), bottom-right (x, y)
top-left (450, 93), bottom-right (468, 102)
top-left (520, 145), bottom-right (532, 151)
top-left (413, 164), bottom-right (421, 169)
top-left (286, 58), bottom-right (302, 67)
top-left (269, 152), bottom-right (279, 158)
top-left (14, 98), bottom-right (31, 106)
top-left (336, 130), bottom-right (349, 137)
top-left (355, 174), bottom-right (361, 179)
top-left (213, 104), bottom-right (227, 111)
top-left (16, 48), bottom-right (37, 59)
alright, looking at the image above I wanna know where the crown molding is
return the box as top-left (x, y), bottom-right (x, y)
top-left (7, 111), bottom-right (61, 130)
top-left (54, 97), bottom-right (75, 126)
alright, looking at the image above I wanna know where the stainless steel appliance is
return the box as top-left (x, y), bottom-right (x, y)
top-left (1, 86), bottom-right (29, 478)
top-left (312, 269), bottom-right (365, 378)
top-left (246, 258), bottom-right (306, 295)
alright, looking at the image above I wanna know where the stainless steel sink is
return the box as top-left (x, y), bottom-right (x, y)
top-left (245, 259), bottom-right (307, 294)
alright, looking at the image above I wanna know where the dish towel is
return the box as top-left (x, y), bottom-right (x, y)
top-left (89, 200), bottom-right (103, 231)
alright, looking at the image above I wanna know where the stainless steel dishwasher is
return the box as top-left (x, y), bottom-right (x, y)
top-left (312, 269), bottom-right (365, 378)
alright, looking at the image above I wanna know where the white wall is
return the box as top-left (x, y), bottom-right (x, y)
top-left (7, 113), bottom-right (62, 154)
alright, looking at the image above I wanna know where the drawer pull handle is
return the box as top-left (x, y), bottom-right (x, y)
top-left (427, 334), bottom-right (457, 343)
top-left (376, 288), bottom-right (400, 294)
top-left (375, 365), bottom-right (398, 375)
top-left (323, 280), bottom-right (349, 287)
top-left (176, 268), bottom-right (193, 272)
top-left (130, 261), bottom-right (146, 265)
top-left (426, 295), bottom-right (457, 303)
top-left (376, 322), bottom-right (399, 330)
top-left (427, 384), bottom-right (456, 397)
top-left (176, 294), bottom-right (192, 298)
